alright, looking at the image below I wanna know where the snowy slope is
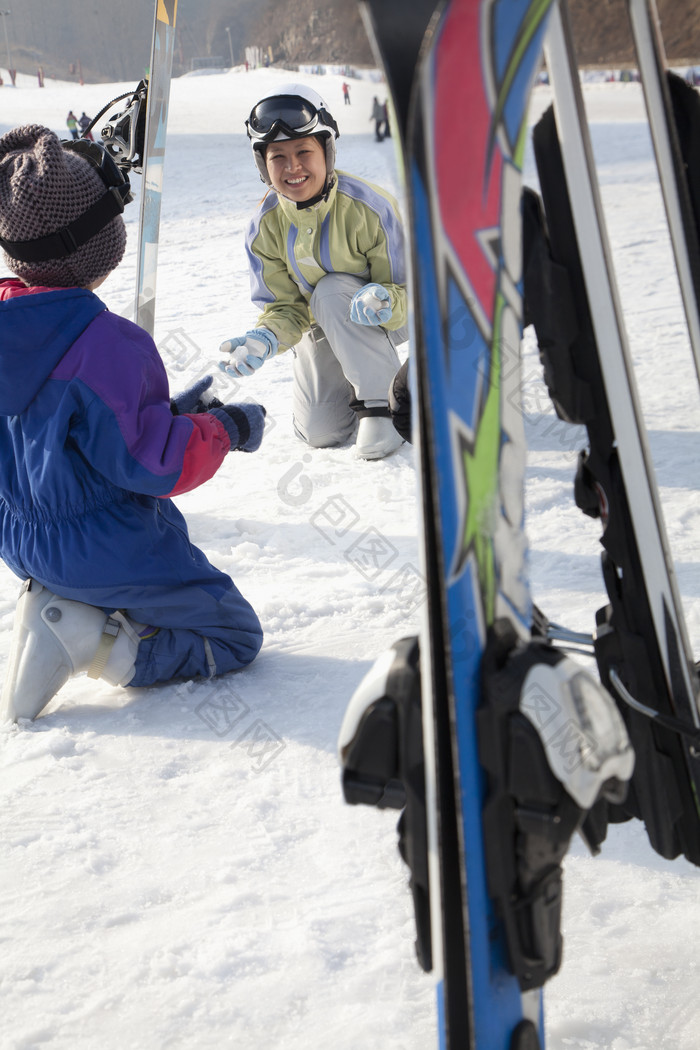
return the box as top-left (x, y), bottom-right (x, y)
top-left (1, 68), bottom-right (699, 1050)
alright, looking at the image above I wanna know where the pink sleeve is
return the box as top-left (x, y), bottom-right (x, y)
top-left (163, 413), bottom-right (231, 496)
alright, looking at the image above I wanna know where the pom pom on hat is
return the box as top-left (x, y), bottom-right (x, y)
top-left (0, 124), bottom-right (126, 287)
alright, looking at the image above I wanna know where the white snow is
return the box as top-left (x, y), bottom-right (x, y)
top-left (1, 69), bottom-right (699, 1049)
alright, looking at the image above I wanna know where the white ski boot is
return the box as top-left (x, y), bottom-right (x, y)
top-left (1, 579), bottom-right (143, 722)
top-left (355, 403), bottom-right (404, 460)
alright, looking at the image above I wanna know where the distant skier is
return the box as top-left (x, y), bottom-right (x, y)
top-left (219, 84), bottom-right (408, 460)
top-left (78, 111), bottom-right (94, 141)
top-left (370, 96), bottom-right (384, 141)
top-left (381, 99), bottom-right (391, 138)
top-left (342, 81), bottom-right (351, 105)
top-left (0, 124), bottom-right (265, 722)
top-left (66, 110), bottom-right (79, 139)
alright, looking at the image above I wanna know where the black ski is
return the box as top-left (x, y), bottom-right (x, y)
top-left (529, 1), bottom-right (700, 863)
top-left (625, 0), bottom-right (700, 386)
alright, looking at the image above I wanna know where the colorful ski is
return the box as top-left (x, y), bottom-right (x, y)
top-left (135, 0), bottom-right (178, 335)
top-left (402, 4), bottom-right (558, 1045)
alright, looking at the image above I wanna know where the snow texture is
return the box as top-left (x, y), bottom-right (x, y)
top-left (1, 68), bottom-right (699, 1049)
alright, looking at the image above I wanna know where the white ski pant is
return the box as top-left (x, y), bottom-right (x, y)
top-left (292, 273), bottom-right (407, 447)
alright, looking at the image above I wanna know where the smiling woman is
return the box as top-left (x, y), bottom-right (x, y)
top-left (264, 136), bottom-right (328, 204)
top-left (218, 82), bottom-right (409, 460)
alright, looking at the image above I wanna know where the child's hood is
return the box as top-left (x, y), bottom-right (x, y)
top-left (0, 280), bottom-right (106, 415)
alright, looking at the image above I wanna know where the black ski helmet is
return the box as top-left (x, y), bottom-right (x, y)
top-left (246, 83), bottom-right (339, 188)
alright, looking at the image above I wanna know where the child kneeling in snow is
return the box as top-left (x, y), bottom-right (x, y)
top-left (0, 124), bottom-right (264, 722)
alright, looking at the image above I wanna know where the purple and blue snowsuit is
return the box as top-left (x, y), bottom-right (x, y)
top-left (0, 279), bottom-right (262, 686)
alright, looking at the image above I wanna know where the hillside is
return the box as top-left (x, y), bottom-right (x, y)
top-left (1, 1), bottom-right (699, 85)
top-left (569, 0), bottom-right (700, 66)
top-left (0, 0), bottom-right (373, 83)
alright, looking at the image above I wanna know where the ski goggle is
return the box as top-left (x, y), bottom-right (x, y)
top-left (0, 138), bottom-right (132, 264)
top-left (246, 94), bottom-right (339, 143)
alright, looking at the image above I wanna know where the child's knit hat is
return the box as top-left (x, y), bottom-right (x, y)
top-left (0, 124), bottom-right (126, 287)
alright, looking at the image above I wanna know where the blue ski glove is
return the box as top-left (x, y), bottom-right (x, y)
top-left (210, 402), bottom-right (267, 453)
top-left (350, 283), bottom-right (393, 326)
top-left (170, 375), bottom-right (222, 415)
top-left (219, 328), bottom-right (279, 377)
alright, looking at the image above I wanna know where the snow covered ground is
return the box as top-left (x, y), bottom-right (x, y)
top-left (1, 64), bottom-right (700, 1050)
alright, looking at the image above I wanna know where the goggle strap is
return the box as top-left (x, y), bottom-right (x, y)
top-left (319, 108), bottom-right (339, 136)
top-left (0, 184), bottom-right (129, 263)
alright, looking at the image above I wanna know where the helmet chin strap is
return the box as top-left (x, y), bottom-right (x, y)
top-left (293, 174), bottom-right (336, 210)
